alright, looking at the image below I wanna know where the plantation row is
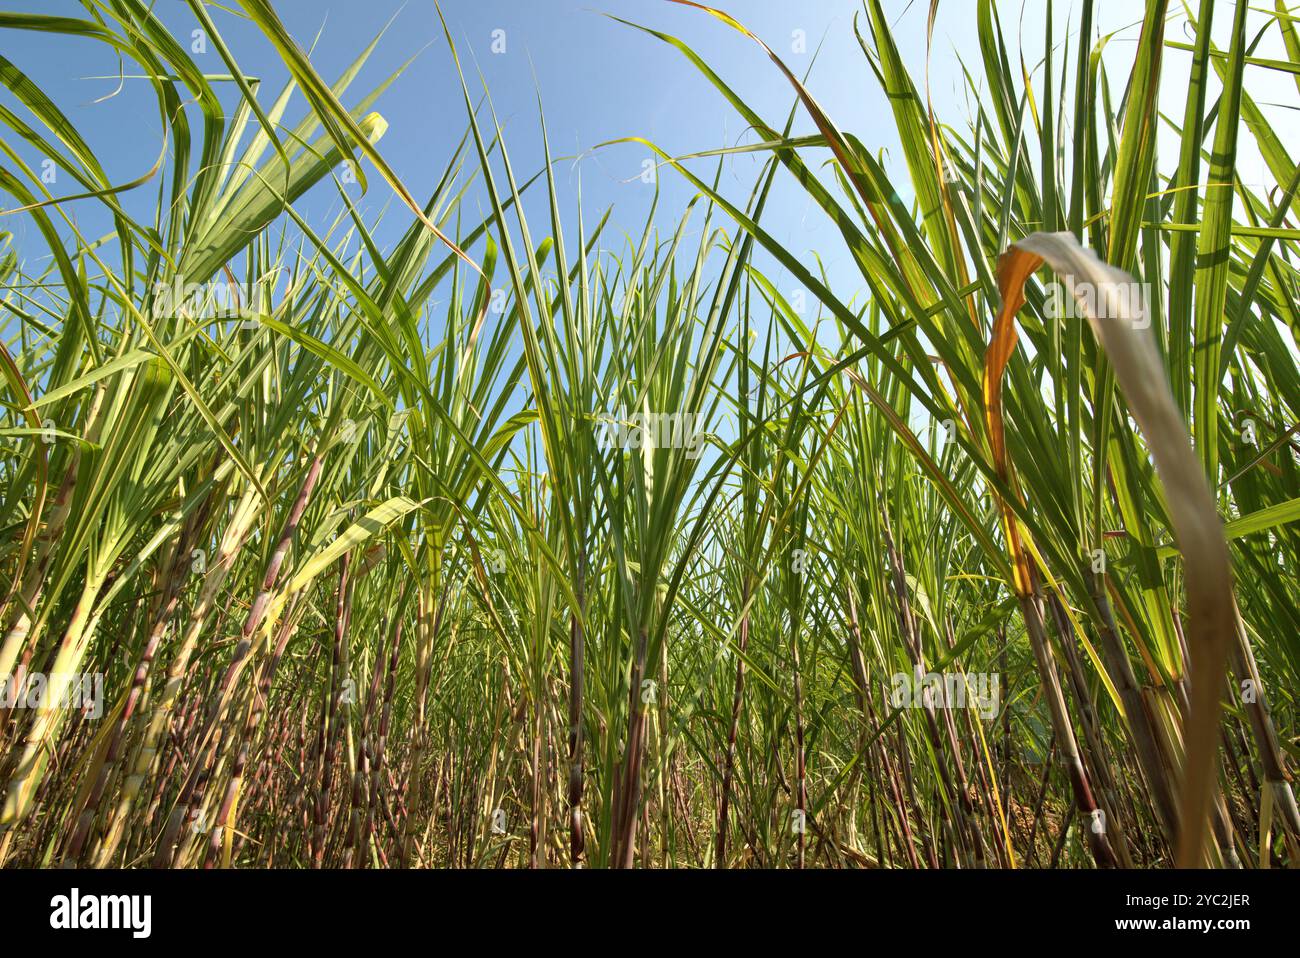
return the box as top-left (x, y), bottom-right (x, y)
top-left (0, 0), bottom-right (1297, 868)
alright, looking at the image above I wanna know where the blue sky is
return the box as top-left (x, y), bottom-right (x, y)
top-left (2, 0), bottom-right (1053, 307)
top-left (1, 1), bottom-right (1289, 338)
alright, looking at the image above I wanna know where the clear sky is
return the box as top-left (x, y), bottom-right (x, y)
top-left (1, 1), bottom-right (1290, 330)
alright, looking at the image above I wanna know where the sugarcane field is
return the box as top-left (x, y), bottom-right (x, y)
top-left (0, 0), bottom-right (1296, 934)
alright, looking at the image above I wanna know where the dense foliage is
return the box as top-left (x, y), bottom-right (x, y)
top-left (1, 0), bottom-right (1297, 868)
